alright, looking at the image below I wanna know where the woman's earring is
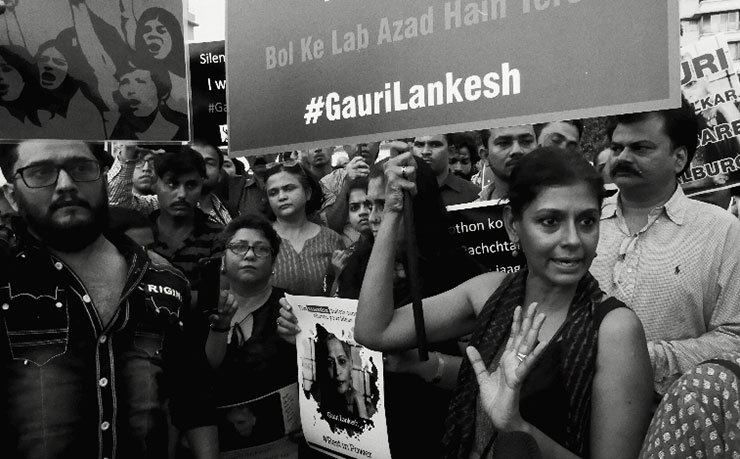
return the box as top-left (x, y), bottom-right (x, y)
top-left (511, 242), bottom-right (520, 258)
top-left (220, 257), bottom-right (226, 273)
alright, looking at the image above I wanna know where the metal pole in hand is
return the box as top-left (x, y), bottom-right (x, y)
top-left (403, 191), bottom-right (429, 362)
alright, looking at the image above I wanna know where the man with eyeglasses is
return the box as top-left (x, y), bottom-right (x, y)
top-left (108, 141), bottom-right (241, 225)
top-left (0, 140), bottom-right (219, 458)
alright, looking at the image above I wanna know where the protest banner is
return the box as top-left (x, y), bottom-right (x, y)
top-left (218, 384), bottom-right (301, 459)
top-left (677, 1), bottom-right (740, 199)
top-left (226, 0), bottom-right (679, 156)
top-left (286, 294), bottom-right (391, 459)
top-left (189, 40), bottom-right (228, 148)
top-left (446, 200), bottom-right (523, 273)
top-left (0, 0), bottom-right (190, 141)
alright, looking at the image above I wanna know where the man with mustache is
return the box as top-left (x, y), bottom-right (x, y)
top-left (590, 101), bottom-right (740, 396)
top-left (0, 140), bottom-right (218, 457)
top-left (109, 141), bottom-right (242, 225)
top-left (476, 124), bottom-right (537, 201)
top-left (148, 148), bottom-right (224, 304)
top-left (412, 134), bottom-right (479, 206)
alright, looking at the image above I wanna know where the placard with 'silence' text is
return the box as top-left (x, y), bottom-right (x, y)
top-left (226, 0), bottom-right (679, 156)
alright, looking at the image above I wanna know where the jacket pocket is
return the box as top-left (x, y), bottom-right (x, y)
top-left (1, 287), bottom-right (69, 366)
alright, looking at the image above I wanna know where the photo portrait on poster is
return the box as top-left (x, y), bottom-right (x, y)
top-left (0, 0), bottom-right (189, 141)
top-left (286, 294), bottom-right (391, 459)
top-left (217, 384), bottom-right (301, 459)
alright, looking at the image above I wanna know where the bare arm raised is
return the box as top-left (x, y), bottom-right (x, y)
top-left (355, 152), bottom-right (503, 352)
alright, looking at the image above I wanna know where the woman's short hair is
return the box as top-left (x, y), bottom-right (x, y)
top-left (219, 213), bottom-right (281, 259)
top-left (508, 147), bottom-right (605, 216)
top-left (262, 162), bottom-right (324, 216)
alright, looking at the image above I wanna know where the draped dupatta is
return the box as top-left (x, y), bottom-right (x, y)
top-left (442, 267), bottom-right (606, 459)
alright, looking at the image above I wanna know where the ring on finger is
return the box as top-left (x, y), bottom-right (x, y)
top-left (276, 317), bottom-right (281, 326)
top-left (516, 352), bottom-right (527, 362)
top-left (401, 165), bottom-right (407, 179)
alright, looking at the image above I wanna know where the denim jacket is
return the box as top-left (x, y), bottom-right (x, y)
top-left (0, 221), bottom-right (214, 459)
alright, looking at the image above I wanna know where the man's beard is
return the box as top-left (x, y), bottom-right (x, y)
top-left (17, 190), bottom-right (109, 252)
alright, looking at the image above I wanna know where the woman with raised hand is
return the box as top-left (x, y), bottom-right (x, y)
top-left (355, 147), bottom-right (653, 459)
top-left (205, 214), bottom-right (299, 454)
top-left (262, 161), bottom-right (344, 296)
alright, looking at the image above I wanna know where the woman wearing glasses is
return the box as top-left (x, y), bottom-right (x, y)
top-left (263, 162), bottom-right (344, 296)
top-left (205, 214), bottom-right (299, 454)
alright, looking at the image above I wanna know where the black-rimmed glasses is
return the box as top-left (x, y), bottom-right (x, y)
top-left (226, 242), bottom-right (273, 258)
top-left (14, 159), bottom-right (101, 188)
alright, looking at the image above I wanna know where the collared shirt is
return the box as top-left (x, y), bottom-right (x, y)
top-left (198, 193), bottom-right (232, 226)
top-left (439, 172), bottom-right (480, 206)
top-left (590, 186), bottom-right (740, 394)
top-left (150, 209), bottom-right (224, 295)
top-left (0, 223), bottom-right (213, 458)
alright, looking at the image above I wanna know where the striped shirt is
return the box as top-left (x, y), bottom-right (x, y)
top-left (273, 225), bottom-right (344, 296)
top-left (591, 186), bottom-right (740, 394)
top-left (150, 209), bottom-right (224, 296)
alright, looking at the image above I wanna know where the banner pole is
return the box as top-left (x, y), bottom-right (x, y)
top-left (403, 191), bottom-right (429, 362)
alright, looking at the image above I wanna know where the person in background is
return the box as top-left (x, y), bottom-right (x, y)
top-left (450, 133), bottom-right (480, 181)
top-left (263, 161), bottom-right (344, 296)
top-left (535, 120), bottom-right (583, 151)
top-left (204, 214), bottom-right (301, 456)
top-left (306, 147), bottom-right (334, 180)
top-left (148, 148), bottom-right (224, 304)
top-left (592, 101), bottom-right (740, 396)
top-left (477, 125), bottom-right (537, 202)
top-left (355, 148), bottom-right (652, 459)
top-left (192, 140), bottom-right (233, 226)
top-left (321, 142), bottom-right (380, 234)
top-left (413, 133), bottom-right (480, 206)
top-left (0, 140), bottom-right (218, 458)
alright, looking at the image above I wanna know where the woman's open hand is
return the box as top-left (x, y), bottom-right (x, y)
top-left (277, 297), bottom-right (301, 345)
top-left (466, 303), bottom-right (546, 432)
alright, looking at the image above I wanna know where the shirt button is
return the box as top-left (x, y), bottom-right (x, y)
top-left (99, 335), bottom-right (107, 344)
top-left (101, 421), bottom-right (110, 431)
top-left (82, 294), bottom-right (91, 303)
top-left (55, 301), bottom-right (63, 308)
top-left (54, 262), bottom-right (63, 270)
top-left (99, 377), bottom-right (108, 387)
top-left (1, 303), bottom-right (9, 310)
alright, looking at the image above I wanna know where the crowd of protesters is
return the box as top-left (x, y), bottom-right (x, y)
top-left (0, 100), bottom-right (738, 459)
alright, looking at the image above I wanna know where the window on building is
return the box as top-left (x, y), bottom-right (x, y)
top-left (701, 11), bottom-right (740, 33)
top-left (728, 41), bottom-right (740, 61)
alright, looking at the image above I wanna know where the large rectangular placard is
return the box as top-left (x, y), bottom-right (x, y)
top-left (227, 0), bottom-right (679, 156)
top-left (0, 0), bottom-right (190, 141)
top-left (189, 40), bottom-right (228, 148)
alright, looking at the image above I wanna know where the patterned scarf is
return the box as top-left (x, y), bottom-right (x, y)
top-left (442, 267), bottom-right (604, 459)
